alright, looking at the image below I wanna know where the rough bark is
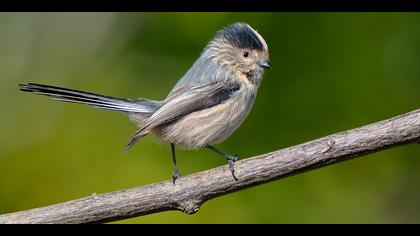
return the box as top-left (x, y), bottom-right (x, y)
top-left (0, 108), bottom-right (419, 224)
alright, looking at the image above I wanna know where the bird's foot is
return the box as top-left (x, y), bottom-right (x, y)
top-left (172, 169), bottom-right (181, 185)
top-left (226, 155), bottom-right (238, 181)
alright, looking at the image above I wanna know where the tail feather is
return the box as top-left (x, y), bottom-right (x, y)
top-left (19, 83), bottom-right (162, 150)
top-left (19, 83), bottom-right (158, 113)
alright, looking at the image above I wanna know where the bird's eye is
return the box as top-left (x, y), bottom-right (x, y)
top-left (243, 51), bottom-right (249, 58)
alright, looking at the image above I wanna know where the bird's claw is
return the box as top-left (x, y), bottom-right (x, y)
top-left (172, 169), bottom-right (180, 185)
top-left (227, 155), bottom-right (238, 181)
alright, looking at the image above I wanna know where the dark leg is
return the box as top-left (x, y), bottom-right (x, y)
top-left (171, 143), bottom-right (180, 185)
top-left (205, 145), bottom-right (238, 181)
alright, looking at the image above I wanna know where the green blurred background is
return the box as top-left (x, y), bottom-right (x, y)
top-left (0, 13), bottom-right (419, 223)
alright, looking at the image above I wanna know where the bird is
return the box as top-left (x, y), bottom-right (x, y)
top-left (19, 22), bottom-right (271, 184)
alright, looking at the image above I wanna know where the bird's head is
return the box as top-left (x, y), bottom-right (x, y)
top-left (205, 23), bottom-right (271, 83)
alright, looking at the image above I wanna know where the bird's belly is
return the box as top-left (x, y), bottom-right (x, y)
top-left (154, 92), bottom-right (255, 149)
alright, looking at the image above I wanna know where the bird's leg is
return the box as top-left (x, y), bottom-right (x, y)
top-left (205, 145), bottom-right (238, 181)
top-left (171, 143), bottom-right (180, 185)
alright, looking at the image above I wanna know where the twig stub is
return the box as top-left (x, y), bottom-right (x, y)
top-left (0, 108), bottom-right (419, 224)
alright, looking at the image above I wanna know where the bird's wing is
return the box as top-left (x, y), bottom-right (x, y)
top-left (125, 81), bottom-right (241, 150)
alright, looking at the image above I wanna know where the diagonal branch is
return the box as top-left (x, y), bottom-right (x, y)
top-left (0, 109), bottom-right (419, 224)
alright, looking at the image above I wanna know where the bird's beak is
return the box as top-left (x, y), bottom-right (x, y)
top-left (258, 60), bottom-right (272, 69)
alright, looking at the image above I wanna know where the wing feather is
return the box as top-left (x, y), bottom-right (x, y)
top-left (125, 81), bottom-right (241, 150)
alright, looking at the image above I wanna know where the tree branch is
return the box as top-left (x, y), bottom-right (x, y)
top-left (1, 109), bottom-right (419, 224)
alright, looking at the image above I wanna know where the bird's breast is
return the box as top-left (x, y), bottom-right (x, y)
top-left (154, 87), bottom-right (257, 149)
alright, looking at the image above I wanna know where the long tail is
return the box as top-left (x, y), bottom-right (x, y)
top-left (19, 83), bottom-right (160, 114)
